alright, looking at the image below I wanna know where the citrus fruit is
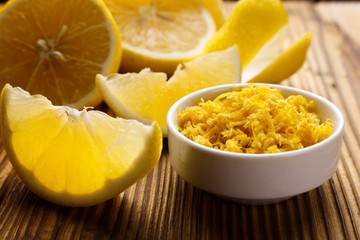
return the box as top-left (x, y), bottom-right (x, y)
top-left (103, 0), bottom-right (220, 76)
top-left (203, 0), bottom-right (312, 84)
top-left (0, 0), bottom-right (122, 109)
top-left (203, 0), bottom-right (289, 69)
top-left (96, 46), bottom-right (241, 136)
top-left (245, 32), bottom-right (313, 84)
top-left (0, 84), bottom-right (162, 207)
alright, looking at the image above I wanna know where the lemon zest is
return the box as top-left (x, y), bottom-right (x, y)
top-left (177, 85), bottom-right (332, 154)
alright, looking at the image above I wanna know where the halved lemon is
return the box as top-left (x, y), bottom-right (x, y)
top-left (0, 0), bottom-right (122, 109)
top-left (0, 84), bottom-right (162, 207)
top-left (103, 0), bottom-right (219, 76)
top-left (96, 46), bottom-right (241, 136)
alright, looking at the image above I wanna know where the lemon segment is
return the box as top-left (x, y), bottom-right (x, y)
top-left (0, 0), bottom-right (122, 109)
top-left (104, 0), bottom-right (216, 76)
top-left (203, 0), bottom-right (288, 69)
top-left (246, 32), bottom-right (313, 84)
top-left (96, 46), bottom-right (241, 136)
top-left (0, 84), bottom-right (162, 207)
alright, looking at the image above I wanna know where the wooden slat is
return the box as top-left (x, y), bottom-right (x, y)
top-left (0, 1), bottom-right (360, 239)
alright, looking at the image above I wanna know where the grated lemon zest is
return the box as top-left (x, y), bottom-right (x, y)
top-left (177, 85), bottom-right (332, 154)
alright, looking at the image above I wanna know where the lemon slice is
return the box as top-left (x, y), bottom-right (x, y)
top-left (0, 0), bottom-right (122, 109)
top-left (104, 0), bottom-right (217, 76)
top-left (0, 84), bottom-right (162, 207)
top-left (96, 46), bottom-right (241, 136)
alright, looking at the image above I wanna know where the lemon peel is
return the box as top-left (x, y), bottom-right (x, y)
top-left (204, 0), bottom-right (312, 84)
top-left (246, 32), bottom-right (313, 84)
top-left (203, 0), bottom-right (289, 69)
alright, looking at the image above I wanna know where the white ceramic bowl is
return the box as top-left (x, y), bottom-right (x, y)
top-left (167, 84), bottom-right (345, 204)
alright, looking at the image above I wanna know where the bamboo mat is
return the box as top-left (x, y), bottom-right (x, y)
top-left (1, 1), bottom-right (360, 239)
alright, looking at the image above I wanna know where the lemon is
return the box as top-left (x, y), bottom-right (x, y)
top-left (96, 46), bottom-right (241, 136)
top-left (245, 32), bottom-right (313, 84)
top-left (204, 0), bottom-right (288, 69)
top-left (204, 0), bottom-right (312, 84)
top-left (103, 0), bottom-right (220, 76)
top-left (0, 84), bottom-right (162, 207)
top-left (0, 0), bottom-right (122, 109)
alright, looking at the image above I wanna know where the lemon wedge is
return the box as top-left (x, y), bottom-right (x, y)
top-left (96, 46), bottom-right (241, 136)
top-left (0, 84), bottom-right (162, 207)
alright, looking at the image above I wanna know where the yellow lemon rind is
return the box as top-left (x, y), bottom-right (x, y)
top-left (246, 32), bottom-right (313, 84)
top-left (203, 0), bottom-right (289, 69)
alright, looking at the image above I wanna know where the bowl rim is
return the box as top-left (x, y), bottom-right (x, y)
top-left (166, 83), bottom-right (345, 159)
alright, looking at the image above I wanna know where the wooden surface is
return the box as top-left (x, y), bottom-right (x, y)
top-left (1, 1), bottom-right (360, 239)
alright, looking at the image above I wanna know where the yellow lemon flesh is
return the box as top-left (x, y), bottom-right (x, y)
top-left (0, 84), bottom-right (162, 207)
top-left (0, 0), bottom-right (122, 109)
top-left (96, 46), bottom-right (241, 136)
top-left (103, 0), bottom-right (218, 76)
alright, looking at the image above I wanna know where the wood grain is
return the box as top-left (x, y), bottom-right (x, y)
top-left (1, 1), bottom-right (360, 239)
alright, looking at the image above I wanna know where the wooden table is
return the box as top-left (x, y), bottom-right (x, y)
top-left (1, 1), bottom-right (360, 239)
